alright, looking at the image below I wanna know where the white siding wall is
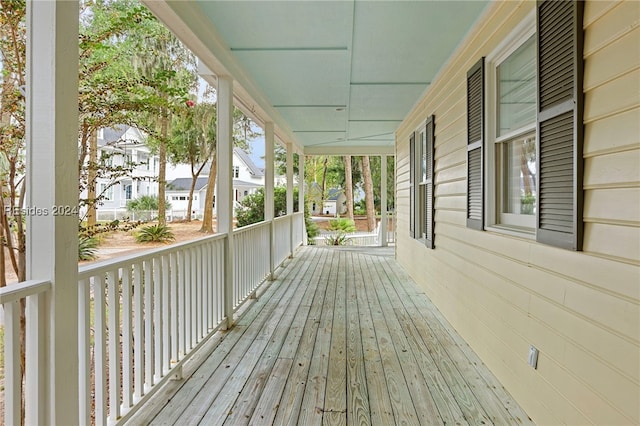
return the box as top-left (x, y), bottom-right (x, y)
top-left (395, 1), bottom-right (639, 424)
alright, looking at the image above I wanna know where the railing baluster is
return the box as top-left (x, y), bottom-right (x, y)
top-left (162, 254), bottom-right (170, 373)
top-left (190, 247), bottom-right (197, 346)
top-left (196, 246), bottom-right (202, 340)
top-left (107, 269), bottom-right (121, 422)
top-left (26, 291), bottom-right (46, 426)
top-left (184, 249), bottom-right (192, 351)
top-left (203, 242), bottom-right (210, 331)
top-left (178, 250), bottom-right (186, 357)
top-left (170, 252), bottom-right (179, 363)
top-left (133, 262), bottom-right (144, 399)
top-left (153, 257), bottom-right (163, 380)
top-left (78, 279), bottom-right (92, 424)
top-left (122, 266), bottom-right (134, 409)
top-left (4, 300), bottom-right (21, 426)
top-left (94, 275), bottom-right (107, 426)
top-left (144, 259), bottom-right (154, 388)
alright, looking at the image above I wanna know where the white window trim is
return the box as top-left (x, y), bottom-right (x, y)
top-left (484, 11), bottom-right (536, 237)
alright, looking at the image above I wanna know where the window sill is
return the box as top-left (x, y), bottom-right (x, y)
top-left (485, 225), bottom-right (535, 240)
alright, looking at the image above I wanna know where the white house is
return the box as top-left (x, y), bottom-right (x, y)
top-left (90, 125), bottom-right (159, 220)
top-left (166, 147), bottom-right (265, 219)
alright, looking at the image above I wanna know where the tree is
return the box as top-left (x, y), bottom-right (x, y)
top-left (361, 156), bottom-right (376, 231)
top-left (131, 11), bottom-right (195, 226)
top-left (78, 0), bottom-right (159, 223)
top-left (344, 155), bottom-right (354, 220)
top-left (169, 99), bottom-right (216, 221)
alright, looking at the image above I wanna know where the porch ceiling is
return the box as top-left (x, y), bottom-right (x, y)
top-left (145, 1), bottom-right (489, 155)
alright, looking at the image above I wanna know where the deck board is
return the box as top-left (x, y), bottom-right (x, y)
top-left (131, 246), bottom-right (534, 426)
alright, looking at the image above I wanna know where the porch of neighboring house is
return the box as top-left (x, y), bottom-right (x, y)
top-left (127, 246), bottom-right (533, 426)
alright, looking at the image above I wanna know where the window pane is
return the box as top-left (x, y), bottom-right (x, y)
top-left (497, 35), bottom-right (535, 136)
top-left (502, 132), bottom-right (536, 215)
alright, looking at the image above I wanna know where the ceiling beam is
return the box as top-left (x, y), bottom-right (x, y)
top-left (304, 145), bottom-right (394, 156)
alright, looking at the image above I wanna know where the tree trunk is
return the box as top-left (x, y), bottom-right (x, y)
top-left (187, 161), bottom-right (208, 222)
top-left (157, 108), bottom-right (168, 226)
top-left (362, 156), bottom-right (376, 232)
top-left (87, 129), bottom-right (98, 227)
top-left (344, 155), bottom-right (354, 220)
top-left (200, 153), bottom-right (217, 233)
top-left (320, 156), bottom-right (328, 208)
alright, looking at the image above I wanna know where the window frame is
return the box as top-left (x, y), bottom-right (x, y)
top-left (409, 116), bottom-right (435, 248)
top-left (485, 12), bottom-right (537, 236)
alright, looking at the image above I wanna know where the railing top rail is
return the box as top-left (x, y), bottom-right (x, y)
top-left (272, 215), bottom-right (291, 224)
top-left (79, 232), bottom-right (227, 279)
top-left (0, 279), bottom-right (52, 305)
top-left (233, 220), bottom-right (269, 235)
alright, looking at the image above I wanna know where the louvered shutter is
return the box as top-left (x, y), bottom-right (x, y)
top-left (466, 58), bottom-right (484, 230)
top-left (409, 132), bottom-right (416, 238)
top-left (536, 0), bottom-right (584, 250)
top-left (424, 116), bottom-right (435, 248)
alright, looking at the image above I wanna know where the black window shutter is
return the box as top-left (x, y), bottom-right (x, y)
top-left (409, 132), bottom-right (416, 238)
top-left (536, 0), bottom-right (584, 250)
top-left (466, 58), bottom-right (485, 230)
top-left (425, 116), bottom-right (435, 248)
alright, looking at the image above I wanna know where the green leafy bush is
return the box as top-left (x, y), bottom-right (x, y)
top-left (327, 217), bottom-right (356, 233)
top-left (126, 195), bottom-right (171, 212)
top-left (326, 233), bottom-right (350, 246)
top-left (135, 224), bottom-right (175, 243)
top-left (78, 236), bottom-right (99, 261)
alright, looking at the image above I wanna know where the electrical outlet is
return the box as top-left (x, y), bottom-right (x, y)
top-left (528, 345), bottom-right (539, 369)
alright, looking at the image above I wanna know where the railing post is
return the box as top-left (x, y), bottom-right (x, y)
top-left (265, 122), bottom-right (275, 278)
top-left (381, 155), bottom-right (388, 247)
top-left (217, 75), bottom-right (235, 329)
top-left (25, 1), bottom-right (79, 423)
top-left (286, 142), bottom-right (294, 258)
top-left (298, 154), bottom-right (307, 245)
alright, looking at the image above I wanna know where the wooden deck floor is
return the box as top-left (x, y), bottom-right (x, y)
top-left (130, 246), bottom-right (534, 426)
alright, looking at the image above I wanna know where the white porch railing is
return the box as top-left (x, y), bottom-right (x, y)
top-left (233, 221), bottom-right (270, 309)
top-left (273, 215), bottom-right (292, 267)
top-left (0, 213), bottom-right (305, 426)
top-left (292, 212), bottom-right (305, 248)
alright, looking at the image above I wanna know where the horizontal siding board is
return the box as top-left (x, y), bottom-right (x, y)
top-left (584, 69), bottom-right (640, 122)
top-left (584, 187), bottom-right (640, 225)
top-left (584, 107), bottom-right (640, 157)
top-left (583, 149), bottom-right (640, 188)
top-left (584, 27), bottom-right (640, 90)
top-left (583, 222), bottom-right (640, 263)
top-left (583, 0), bottom-right (640, 56)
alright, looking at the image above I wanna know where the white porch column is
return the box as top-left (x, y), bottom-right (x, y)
top-left (380, 155), bottom-right (388, 247)
top-left (26, 1), bottom-right (79, 424)
top-left (264, 122), bottom-right (275, 278)
top-left (286, 142), bottom-right (294, 257)
top-left (217, 75), bottom-right (234, 329)
top-left (298, 152), bottom-right (306, 244)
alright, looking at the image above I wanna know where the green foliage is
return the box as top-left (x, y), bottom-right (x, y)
top-left (135, 224), bottom-right (175, 243)
top-left (235, 186), bottom-right (299, 227)
top-left (126, 195), bottom-right (169, 212)
top-left (78, 236), bottom-right (99, 261)
top-left (327, 217), bottom-right (356, 233)
top-left (326, 233), bottom-right (350, 246)
top-left (305, 214), bottom-right (320, 239)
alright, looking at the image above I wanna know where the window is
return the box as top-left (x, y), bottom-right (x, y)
top-left (233, 166), bottom-right (240, 178)
top-left (409, 115), bottom-right (435, 248)
top-left (466, 1), bottom-right (584, 250)
top-left (99, 183), bottom-right (112, 201)
top-left (491, 28), bottom-right (537, 231)
top-left (124, 184), bottom-right (132, 200)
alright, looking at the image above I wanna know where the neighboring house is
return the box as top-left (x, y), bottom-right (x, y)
top-left (87, 125), bottom-right (159, 221)
top-left (166, 147), bottom-right (265, 219)
top-left (321, 188), bottom-right (347, 216)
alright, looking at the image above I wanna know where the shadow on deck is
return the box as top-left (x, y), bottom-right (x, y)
top-left (127, 246), bottom-right (533, 425)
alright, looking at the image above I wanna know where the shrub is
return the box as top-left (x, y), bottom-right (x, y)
top-left (135, 224), bottom-right (175, 243)
top-left (78, 236), bottom-right (99, 261)
top-left (326, 233), bottom-right (350, 246)
top-left (126, 195), bottom-right (171, 213)
top-left (327, 217), bottom-right (356, 233)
